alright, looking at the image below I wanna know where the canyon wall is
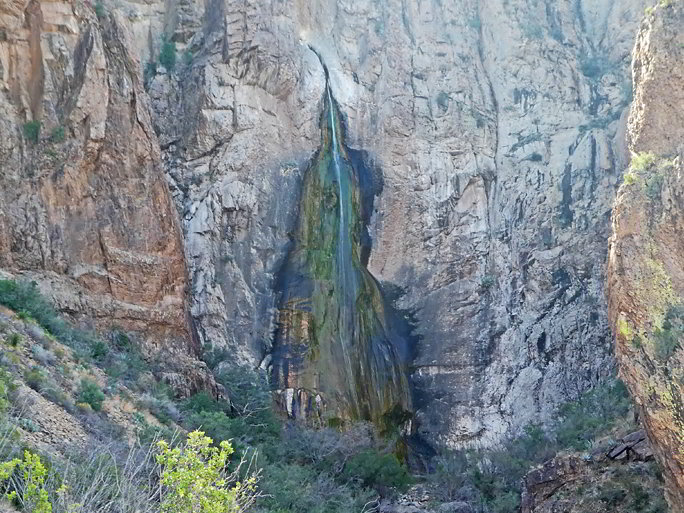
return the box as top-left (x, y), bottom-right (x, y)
top-left (143, 0), bottom-right (647, 447)
top-left (1, 0), bottom-right (665, 455)
top-left (0, 0), bottom-right (213, 394)
top-left (606, 2), bottom-right (684, 509)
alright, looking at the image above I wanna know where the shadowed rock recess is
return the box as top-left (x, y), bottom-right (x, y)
top-left (271, 80), bottom-right (412, 426)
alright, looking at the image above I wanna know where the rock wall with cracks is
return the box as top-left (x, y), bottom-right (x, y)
top-left (0, 0), bottom-right (215, 397)
top-left (0, 0), bottom-right (652, 448)
top-left (607, 2), bottom-right (684, 509)
top-left (141, 0), bottom-right (650, 448)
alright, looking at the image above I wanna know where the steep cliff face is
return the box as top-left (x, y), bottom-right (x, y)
top-left (606, 2), bottom-right (684, 509)
top-left (0, 0), bottom-right (212, 394)
top-left (141, 0), bottom-right (647, 447)
top-left (2, 0), bottom-right (668, 457)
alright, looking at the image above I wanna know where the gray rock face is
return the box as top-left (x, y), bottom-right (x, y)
top-left (135, 0), bottom-right (649, 447)
top-left (140, 0), bottom-right (646, 448)
top-left (8, 0), bottom-right (640, 448)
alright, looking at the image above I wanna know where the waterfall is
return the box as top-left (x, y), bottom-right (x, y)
top-left (271, 79), bottom-right (412, 427)
top-left (327, 84), bottom-right (359, 411)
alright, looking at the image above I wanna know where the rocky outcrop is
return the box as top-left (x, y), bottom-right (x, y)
top-left (521, 431), bottom-right (660, 513)
top-left (0, 1), bottom-right (212, 394)
top-left (606, 3), bottom-right (684, 509)
top-left (141, 0), bottom-right (648, 447)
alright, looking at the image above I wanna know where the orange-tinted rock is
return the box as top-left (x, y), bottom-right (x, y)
top-left (606, 3), bottom-right (684, 509)
top-left (0, 1), bottom-right (213, 395)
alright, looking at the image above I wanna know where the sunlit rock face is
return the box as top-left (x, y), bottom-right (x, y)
top-left (271, 84), bottom-right (412, 425)
top-left (143, 0), bottom-right (649, 448)
top-left (0, 0), bottom-right (214, 395)
top-left (2, 0), bottom-right (649, 449)
top-left (607, 3), bottom-right (684, 509)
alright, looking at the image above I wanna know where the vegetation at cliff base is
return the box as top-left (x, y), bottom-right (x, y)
top-left (427, 378), bottom-right (664, 513)
top-left (0, 279), bottom-right (670, 513)
top-left (77, 378), bottom-right (105, 411)
top-left (0, 433), bottom-right (255, 513)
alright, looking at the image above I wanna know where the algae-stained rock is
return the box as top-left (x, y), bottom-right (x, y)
top-left (271, 87), bottom-right (412, 425)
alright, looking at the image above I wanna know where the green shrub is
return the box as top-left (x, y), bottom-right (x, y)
top-left (100, 330), bottom-right (149, 384)
top-left (42, 384), bottom-right (72, 410)
top-left (23, 121), bottom-right (41, 143)
top-left (31, 344), bottom-right (55, 366)
top-left (19, 418), bottom-right (39, 433)
top-left (8, 333), bottom-right (21, 347)
top-left (25, 367), bottom-right (45, 392)
top-left (259, 462), bottom-right (373, 513)
top-left (555, 379), bottom-right (631, 450)
top-left (343, 450), bottom-right (412, 491)
top-left (182, 390), bottom-right (225, 414)
top-left (0, 280), bottom-right (67, 340)
top-left (159, 39), bottom-right (177, 70)
top-left (0, 370), bottom-right (16, 412)
top-left (112, 330), bottom-right (132, 351)
top-left (49, 125), bottom-right (65, 143)
top-left (78, 378), bottom-right (105, 412)
top-left (217, 367), bottom-right (272, 416)
top-left (4, 451), bottom-right (52, 513)
top-left (480, 275), bottom-right (495, 290)
top-left (0, 280), bottom-right (130, 376)
top-left (156, 431), bottom-right (258, 513)
top-left (646, 173), bottom-right (664, 199)
top-left (598, 484), bottom-right (627, 506)
top-left (631, 152), bottom-right (657, 172)
top-left (90, 339), bottom-right (109, 361)
top-left (489, 491), bottom-right (521, 513)
top-left (432, 451), bottom-right (470, 501)
top-left (469, 424), bottom-right (556, 508)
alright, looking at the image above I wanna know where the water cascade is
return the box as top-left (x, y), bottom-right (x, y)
top-left (271, 80), bottom-right (413, 426)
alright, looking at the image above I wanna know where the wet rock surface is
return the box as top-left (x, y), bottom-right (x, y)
top-left (270, 85), bottom-right (412, 424)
